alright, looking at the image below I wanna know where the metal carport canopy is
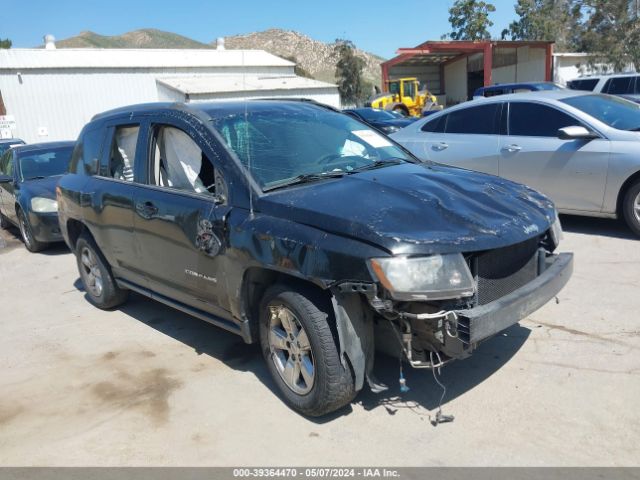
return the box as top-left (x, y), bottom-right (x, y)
top-left (381, 40), bottom-right (554, 89)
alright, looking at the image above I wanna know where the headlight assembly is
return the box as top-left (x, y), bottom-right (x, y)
top-left (30, 197), bottom-right (58, 213)
top-left (369, 253), bottom-right (475, 301)
top-left (550, 215), bottom-right (563, 248)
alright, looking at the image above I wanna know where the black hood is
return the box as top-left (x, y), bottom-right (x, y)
top-left (258, 163), bottom-right (556, 255)
top-left (20, 176), bottom-right (59, 201)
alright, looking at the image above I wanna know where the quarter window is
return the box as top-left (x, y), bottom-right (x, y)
top-left (509, 102), bottom-right (582, 137)
top-left (150, 125), bottom-right (218, 195)
top-left (444, 103), bottom-right (501, 135)
top-left (604, 76), bottom-right (636, 95)
top-left (108, 125), bottom-right (139, 181)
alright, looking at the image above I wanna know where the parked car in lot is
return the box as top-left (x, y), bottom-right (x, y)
top-left (567, 73), bottom-right (640, 102)
top-left (391, 91), bottom-right (640, 236)
top-left (0, 138), bottom-right (25, 156)
top-left (343, 108), bottom-right (416, 134)
top-left (58, 100), bottom-right (572, 416)
top-left (0, 141), bottom-right (74, 251)
top-left (473, 82), bottom-right (564, 99)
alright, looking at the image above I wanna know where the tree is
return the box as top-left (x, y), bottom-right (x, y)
top-left (580, 0), bottom-right (640, 70)
top-left (445, 0), bottom-right (497, 40)
top-left (0, 38), bottom-right (11, 49)
top-left (334, 39), bottom-right (367, 106)
top-left (501, 0), bottom-right (583, 51)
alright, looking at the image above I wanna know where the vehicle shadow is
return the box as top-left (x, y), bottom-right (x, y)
top-left (74, 282), bottom-right (531, 423)
top-left (0, 224), bottom-right (71, 255)
top-left (354, 324), bottom-right (530, 418)
top-left (560, 214), bottom-right (636, 240)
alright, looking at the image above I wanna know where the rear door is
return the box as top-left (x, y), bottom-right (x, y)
top-left (499, 101), bottom-right (610, 212)
top-left (84, 120), bottom-right (148, 287)
top-left (132, 115), bottom-right (232, 317)
top-left (418, 102), bottom-right (503, 175)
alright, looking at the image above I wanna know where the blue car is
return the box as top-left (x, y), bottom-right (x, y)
top-left (0, 138), bottom-right (25, 156)
top-left (473, 82), bottom-right (564, 99)
top-left (343, 108), bottom-right (416, 134)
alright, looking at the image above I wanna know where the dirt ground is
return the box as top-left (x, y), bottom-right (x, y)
top-left (0, 215), bottom-right (638, 466)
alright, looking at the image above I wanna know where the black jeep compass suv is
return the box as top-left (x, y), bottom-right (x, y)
top-left (57, 100), bottom-right (573, 416)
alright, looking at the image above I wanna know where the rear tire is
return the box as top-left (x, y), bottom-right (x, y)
top-left (259, 284), bottom-right (356, 417)
top-left (76, 233), bottom-right (128, 309)
top-left (622, 180), bottom-right (640, 237)
top-left (17, 209), bottom-right (47, 252)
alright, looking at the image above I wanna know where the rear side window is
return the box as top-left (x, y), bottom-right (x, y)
top-left (421, 114), bottom-right (446, 133)
top-left (0, 150), bottom-right (12, 175)
top-left (444, 103), bottom-right (501, 135)
top-left (108, 125), bottom-right (139, 181)
top-left (70, 128), bottom-right (104, 175)
top-left (568, 79), bottom-right (599, 91)
top-left (604, 76), bottom-right (636, 95)
top-left (509, 102), bottom-right (582, 137)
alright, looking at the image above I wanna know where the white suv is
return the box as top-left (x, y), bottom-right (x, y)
top-left (567, 73), bottom-right (640, 102)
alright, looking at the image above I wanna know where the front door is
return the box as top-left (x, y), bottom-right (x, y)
top-left (499, 101), bottom-right (610, 213)
top-left (133, 119), bottom-right (232, 317)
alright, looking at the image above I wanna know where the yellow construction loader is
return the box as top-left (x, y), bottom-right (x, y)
top-left (367, 77), bottom-right (441, 117)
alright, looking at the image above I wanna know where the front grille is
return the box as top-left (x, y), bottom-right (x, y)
top-left (471, 237), bottom-right (540, 305)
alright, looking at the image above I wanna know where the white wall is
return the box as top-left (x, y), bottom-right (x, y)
top-left (443, 57), bottom-right (467, 105)
top-left (515, 46), bottom-right (546, 82)
top-left (553, 54), bottom-right (636, 85)
top-left (388, 65), bottom-right (441, 94)
top-left (0, 66), bottom-right (295, 143)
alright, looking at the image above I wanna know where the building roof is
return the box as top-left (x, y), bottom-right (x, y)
top-left (0, 48), bottom-right (295, 70)
top-left (156, 75), bottom-right (337, 95)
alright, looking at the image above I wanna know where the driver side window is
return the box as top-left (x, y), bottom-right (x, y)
top-left (150, 125), bottom-right (218, 195)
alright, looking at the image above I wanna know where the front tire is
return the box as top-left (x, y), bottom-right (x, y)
top-left (17, 209), bottom-right (47, 252)
top-left (0, 212), bottom-right (9, 230)
top-left (622, 180), bottom-right (640, 237)
top-left (76, 233), bottom-right (128, 309)
top-left (259, 285), bottom-right (356, 417)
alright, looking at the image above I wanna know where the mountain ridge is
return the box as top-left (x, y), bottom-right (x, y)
top-left (54, 28), bottom-right (384, 86)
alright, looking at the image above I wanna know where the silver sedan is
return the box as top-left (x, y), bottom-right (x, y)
top-left (391, 90), bottom-right (640, 236)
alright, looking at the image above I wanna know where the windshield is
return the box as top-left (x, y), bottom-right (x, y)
top-left (561, 94), bottom-right (640, 131)
top-left (355, 109), bottom-right (398, 122)
top-left (210, 103), bottom-right (413, 190)
top-left (18, 146), bottom-right (73, 181)
top-left (0, 141), bottom-right (24, 156)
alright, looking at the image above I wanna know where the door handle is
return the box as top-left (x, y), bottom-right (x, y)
top-left (432, 142), bottom-right (449, 151)
top-left (502, 144), bottom-right (522, 153)
top-left (135, 201), bottom-right (158, 218)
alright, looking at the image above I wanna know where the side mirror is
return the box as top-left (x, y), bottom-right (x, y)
top-left (0, 175), bottom-right (12, 184)
top-left (557, 126), bottom-right (598, 140)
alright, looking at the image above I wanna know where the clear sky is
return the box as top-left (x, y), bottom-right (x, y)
top-left (1, 0), bottom-right (519, 59)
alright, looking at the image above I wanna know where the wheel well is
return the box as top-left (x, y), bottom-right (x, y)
top-left (241, 267), bottom-right (330, 341)
top-left (389, 103), bottom-right (409, 115)
top-left (66, 219), bottom-right (88, 251)
top-left (616, 170), bottom-right (640, 216)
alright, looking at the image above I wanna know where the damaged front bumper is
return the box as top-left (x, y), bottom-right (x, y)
top-left (455, 252), bottom-right (573, 345)
top-left (389, 252), bottom-right (573, 367)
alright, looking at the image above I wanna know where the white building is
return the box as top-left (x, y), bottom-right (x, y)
top-left (0, 42), bottom-right (340, 143)
top-left (553, 52), bottom-right (636, 86)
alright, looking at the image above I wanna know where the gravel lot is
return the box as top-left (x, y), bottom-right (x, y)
top-left (0, 215), bottom-right (638, 466)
